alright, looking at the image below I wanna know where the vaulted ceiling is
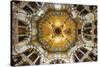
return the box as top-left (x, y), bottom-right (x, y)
top-left (11, 1), bottom-right (97, 66)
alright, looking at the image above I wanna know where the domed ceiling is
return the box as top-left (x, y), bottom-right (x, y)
top-left (11, 0), bottom-right (97, 66)
top-left (39, 10), bottom-right (76, 52)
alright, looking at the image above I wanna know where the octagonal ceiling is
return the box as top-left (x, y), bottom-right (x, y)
top-left (38, 10), bottom-right (76, 52)
top-left (11, 0), bottom-right (97, 66)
